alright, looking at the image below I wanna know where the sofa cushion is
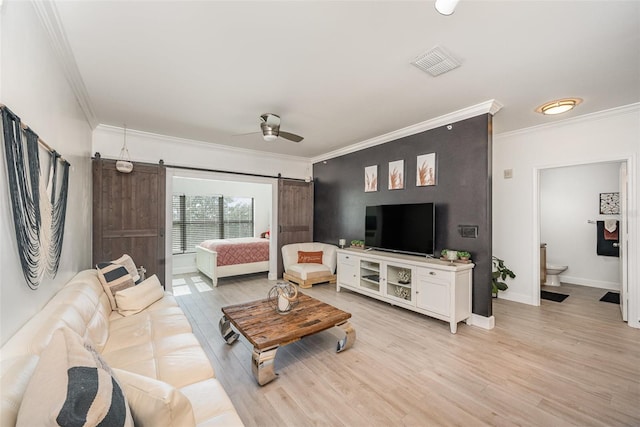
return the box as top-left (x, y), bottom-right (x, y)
top-left (287, 263), bottom-right (332, 280)
top-left (97, 263), bottom-right (135, 310)
top-left (113, 368), bottom-right (196, 427)
top-left (297, 250), bottom-right (323, 264)
top-left (102, 333), bottom-right (215, 389)
top-left (16, 328), bottom-right (133, 427)
top-left (180, 379), bottom-right (244, 426)
top-left (115, 274), bottom-right (165, 317)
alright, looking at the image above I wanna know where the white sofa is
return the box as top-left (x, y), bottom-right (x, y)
top-left (281, 242), bottom-right (338, 288)
top-left (0, 269), bottom-right (243, 426)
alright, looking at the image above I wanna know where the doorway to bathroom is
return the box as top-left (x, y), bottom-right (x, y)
top-left (536, 160), bottom-right (629, 322)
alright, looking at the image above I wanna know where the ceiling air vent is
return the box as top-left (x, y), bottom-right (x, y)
top-left (411, 46), bottom-right (460, 77)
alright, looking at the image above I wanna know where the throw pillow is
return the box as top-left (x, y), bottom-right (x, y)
top-left (97, 262), bottom-right (135, 310)
top-left (16, 327), bottom-right (133, 427)
top-left (297, 250), bottom-right (323, 264)
top-left (111, 254), bottom-right (141, 283)
top-left (111, 368), bottom-right (196, 427)
top-left (115, 274), bottom-right (165, 317)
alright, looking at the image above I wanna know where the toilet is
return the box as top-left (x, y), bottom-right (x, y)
top-left (545, 264), bottom-right (568, 287)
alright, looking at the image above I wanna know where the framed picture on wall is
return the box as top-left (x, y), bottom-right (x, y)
top-left (364, 165), bottom-right (378, 192)
top-left (416, 153), bottom-right (436, 186)
top-left (388, 160), bottom-right (404, 190)
top-left (599, 192), bottom-right (620, 214)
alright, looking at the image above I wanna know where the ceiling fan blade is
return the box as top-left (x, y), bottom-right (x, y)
top-left (232, 131), bottom-right (262, 137)
top-left (279, 131), bottom-right (304, 143)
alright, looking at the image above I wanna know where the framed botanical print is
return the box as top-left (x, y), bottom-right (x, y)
top-left (416, 153), bottom-right (436, 186)
top-left (599, 192), bottom-right (619, 214)
top-left (388, 160), bottom-right (404, 190)
top-left (364, 165), bottom-right (378, 192)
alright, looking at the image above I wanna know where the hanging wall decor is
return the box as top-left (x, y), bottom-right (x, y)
top-left (416, 153), bottom-right (437, 186)
top-left (364, 165), bottom-right (378, 192)
top-left (1, 105), bottom-right (70, 289)
top-left (388, 159), bottom-right (404, 190)
top-left (599, 192), bottom-right (620, 215)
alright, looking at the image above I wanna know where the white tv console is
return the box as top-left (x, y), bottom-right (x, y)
top-left (336, 248), bottom-right (474, 333)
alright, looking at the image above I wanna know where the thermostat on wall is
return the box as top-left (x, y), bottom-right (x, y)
top-left (458, 225), bottom-right (478, 238)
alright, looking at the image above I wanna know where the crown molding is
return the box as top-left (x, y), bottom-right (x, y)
top-left (95, 124), bottom-right (311, 163)
top-left (495, 102), bottom-right (640, 139)
top-left (31, 0), bottom-right (97, 128)
top-left (311, 99), bottom-right (502, 164)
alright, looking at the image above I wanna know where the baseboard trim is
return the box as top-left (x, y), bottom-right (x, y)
top-left (173, 266), bottom-right (198, 275)
top-left (468, 314), bottom-right (495, 330)
top-left (560, 275), bottom-right (620, 290)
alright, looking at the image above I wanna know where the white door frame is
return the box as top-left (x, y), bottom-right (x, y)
top-left (532, 156), bottom-right (637, 329)
top-left (164, 168), bottom-right (278, 291)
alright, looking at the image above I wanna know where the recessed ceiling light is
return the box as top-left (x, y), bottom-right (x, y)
top-left (536, 98), bottom-right (583, 115)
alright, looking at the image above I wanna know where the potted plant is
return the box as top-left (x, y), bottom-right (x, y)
top-left (350, 240), bottom-right (365, 248)
top-left (440, 249), bottom-right (448, 258)
top-left (492, 256), bottom-right (516, 298)
top-left (457, 251), bottom-right (471, 261)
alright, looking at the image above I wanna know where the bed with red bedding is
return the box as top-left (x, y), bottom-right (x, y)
top-left (195, 237), bottom-right (269, 286)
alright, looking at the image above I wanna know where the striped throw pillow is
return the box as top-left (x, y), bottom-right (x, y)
top-left (111, 254), bottom-right (141, 283)
top-left (16, 327), bottom-right (133, 427)
top-left (97, 262), bottom-right (135, 310)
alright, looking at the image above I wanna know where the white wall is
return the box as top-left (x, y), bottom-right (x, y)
top-left (493, 104), bottom-right (639, 329)
top-left (0, 2), bottom-right (93, 344)
top-left (172, 176), bottom-right (272, 274)
top-left (540, 163), bottom-right (621, 289)
top-left (92, 124), bottom-right (312, 180)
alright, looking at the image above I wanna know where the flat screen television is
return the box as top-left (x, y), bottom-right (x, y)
top-left (365, 203), bottom-right (435, 256)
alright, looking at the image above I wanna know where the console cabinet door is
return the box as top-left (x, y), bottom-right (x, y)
top-left (337, 253), bottom-right (358, 288)
top-left (416, 268), bottom-right (450, 316)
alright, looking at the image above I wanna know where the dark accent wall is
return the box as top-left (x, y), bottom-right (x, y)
top-left (313, 114), bottom-right (493, 317)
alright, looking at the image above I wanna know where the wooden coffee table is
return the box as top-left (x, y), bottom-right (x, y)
top-left (219, 293), bottom-right (355, 385)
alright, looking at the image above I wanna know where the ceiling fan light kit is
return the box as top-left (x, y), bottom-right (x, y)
top-left (535, 98), bottom-right (583, 115)
top-left (258, 113), bottom-right (304, 143)
top-left (435, 0), bottom-right (460, 16)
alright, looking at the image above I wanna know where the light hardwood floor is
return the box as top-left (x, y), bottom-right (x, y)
top-left (173, 274), bottom-right (640, 427)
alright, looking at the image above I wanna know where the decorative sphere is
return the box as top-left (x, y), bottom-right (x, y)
top-left (268, 282), bottom-right (299, 314)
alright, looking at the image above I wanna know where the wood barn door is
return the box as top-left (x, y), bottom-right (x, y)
top-left (93, 157), bottom-right (166, 285)
top-left (277, 179), bottom-right (314, 278)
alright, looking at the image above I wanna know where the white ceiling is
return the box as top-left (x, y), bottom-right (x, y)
top-left (53, 1), bottom-right (640, 159)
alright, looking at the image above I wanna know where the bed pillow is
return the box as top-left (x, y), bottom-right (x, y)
top-left (297, 250), bottom-right (323, 264)
top-left (112, 368), bottom-right (196, 427)
top-left (111, 254), bottom-right (141, 283)
top-left (97, 262), bottom-right (135, 310)
top-left (16, 327), bottom-right (133, 427)
top-left (115, 274), bottom-right (165, 317)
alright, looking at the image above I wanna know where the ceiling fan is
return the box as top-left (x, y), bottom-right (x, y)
top-left (256, 113), bottom-right (304, 143)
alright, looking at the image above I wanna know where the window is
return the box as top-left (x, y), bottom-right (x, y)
top-left (172, 195), bottom-right (254, 254)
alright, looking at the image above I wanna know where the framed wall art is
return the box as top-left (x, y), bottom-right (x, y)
top-left (364, 165), bottom-right (378, 192)
top-left (599, 192), bottom-right (620, 215)
top-left (416, 153), bottom-right (436, 186)
top-left (388, 160), bottom-right (404, 190)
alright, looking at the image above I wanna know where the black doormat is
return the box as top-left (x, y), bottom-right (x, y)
top-left (599, 292), bottom-right (620, 304)
top-left (541, 290), bottom-right (569, 302)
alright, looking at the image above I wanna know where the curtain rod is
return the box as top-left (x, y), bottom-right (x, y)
top-left (0, 104), bottom-right (69, 165)
top-left (92, 153), bottom-right (309, 182)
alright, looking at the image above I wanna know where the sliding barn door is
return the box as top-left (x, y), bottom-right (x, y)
top-left (277, 179), bottom-right (313, 278)
top-left (93, 157), bottom-right (166, 285)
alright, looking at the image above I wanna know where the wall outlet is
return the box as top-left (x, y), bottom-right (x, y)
top-left (504, 169), bottom-right (513, 179)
